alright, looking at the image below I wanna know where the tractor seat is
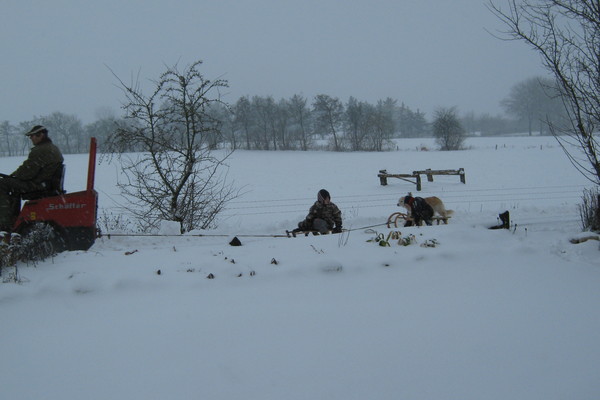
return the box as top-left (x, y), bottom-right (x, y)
top-left (21, 164), bottom-right (66, 201)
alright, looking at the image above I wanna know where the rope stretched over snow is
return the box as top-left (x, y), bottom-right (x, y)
top-left (100, 223), bottom-right (389, 239)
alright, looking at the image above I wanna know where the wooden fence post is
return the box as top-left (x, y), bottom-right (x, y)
top-left (426, 169), bottom-right (434, 182)
top-left (378, 170), bottom-right (388, 186)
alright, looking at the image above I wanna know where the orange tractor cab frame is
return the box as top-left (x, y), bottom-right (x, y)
top-left (13, 137), bottom-right (99, 251)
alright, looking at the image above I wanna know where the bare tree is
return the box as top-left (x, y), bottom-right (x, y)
top-left (233, 96), bottom-right (254, 150)
top-left (312, 94), bottom-right (344, 151)
top-left (107, 60), bottom-right (238, 233)
top-left (39, 112), bottom-right (84, 153)
top-left (433, 107), bottom-right (466, 150)
top-left (252, 96), bottom-right (277, 150)
top-left (274, 98), bottom-right (292, 150)
top-left (344, 96), bottom-right (369, 151)
top-left (489, 0), bottom-right (600, 185)
top-left (288, 94), bottom-right (313, 151)
top-left (0, 121), bottom-right (15, 157)
top-left (208, 102), bottom-right (236, 150)
top-left (369, 98), bottom-right (396, 151)
top-left (501, 76), bottom-right (566, 135)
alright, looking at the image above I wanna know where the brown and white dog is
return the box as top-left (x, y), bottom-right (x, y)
top-left (397, 193), bottom-right (454, 219)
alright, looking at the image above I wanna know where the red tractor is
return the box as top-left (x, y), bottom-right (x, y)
top-left (11, 137), bottom-right (99, 252)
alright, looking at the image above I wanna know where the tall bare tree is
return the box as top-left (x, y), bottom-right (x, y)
top-left (274, 98), bottom-right (291, 150)
top-left (233, 96), bottom-right (254, 150)
top-left (0, 121), bottom-right (15, 157)
top-left (489, 0), bottom-right (600, 184)
top-left (312, 94), bottom-right (344, 151)
top-left (107, 60), bottom-right (238, 233)
top-left (252, 96), bottom-right (277, 150)
top-left (288, 94), bottom-right (313, 151)
top-left (345, 96), bottom-right (369, 151)
top-left (369, 98), bottom-right (396, 151)
top-left (501, 76), bottom-right (566, 135)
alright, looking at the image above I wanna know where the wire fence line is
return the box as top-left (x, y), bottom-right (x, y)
top-left (98, 183), bottom-right (589, 221)
top-left (220, 184), bottom-right (589, 217)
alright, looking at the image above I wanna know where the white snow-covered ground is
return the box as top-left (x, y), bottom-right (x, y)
top-left (1, 136), bottom-right (599, 400)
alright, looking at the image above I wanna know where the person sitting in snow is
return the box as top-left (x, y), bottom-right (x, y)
top-left (401, 193), bottom-right (434, 227)
top-left (294, 189), bottom-right (343, 234)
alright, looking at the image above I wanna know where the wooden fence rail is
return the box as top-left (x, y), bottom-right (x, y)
top-left (378, 168), bottom-right (465, 191)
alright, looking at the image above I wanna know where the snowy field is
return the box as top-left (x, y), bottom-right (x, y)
top-left (1, 136), bottom-right (599, 400)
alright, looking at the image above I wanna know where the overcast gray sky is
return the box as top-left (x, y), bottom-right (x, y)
top-left (1, 0), bottom-right (548, 125)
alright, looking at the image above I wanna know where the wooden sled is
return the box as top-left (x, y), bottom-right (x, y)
top-left (286, 229), bottom-right (330, 238)
top-left (386, 212), bottom-right (450, 228)
top-left (286, 229), bottom-right (346, 238)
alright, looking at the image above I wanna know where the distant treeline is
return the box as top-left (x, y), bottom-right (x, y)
top-left (1, 84), bottom-right (560, 156)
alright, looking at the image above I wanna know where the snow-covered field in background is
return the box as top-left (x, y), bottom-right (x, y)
top-left (1, 136), bottom-right (599, 400)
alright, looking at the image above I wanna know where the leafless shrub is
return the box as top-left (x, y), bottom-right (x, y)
top-left (578, 188), bottom-right (600, 232)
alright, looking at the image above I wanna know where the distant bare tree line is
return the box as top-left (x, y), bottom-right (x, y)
top-left (222, 95), bottom-right (428, 152)
top-left (0, 76), bottom-right (565, 156)
top-left (0, 112), bottom-right (118, 157)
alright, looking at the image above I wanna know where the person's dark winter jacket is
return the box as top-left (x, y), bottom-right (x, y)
top-left (0, 126), bottom-right (64, 231)
top-left (403, 195), bottom-right (434, 226)
top-left (11, 138), bottom-right (63, 186)
top-left (296, 189), bottom-right (343, 233)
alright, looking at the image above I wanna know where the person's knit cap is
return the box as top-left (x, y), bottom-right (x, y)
top-left (25, 125), bottom-right (47, 136)
top-left (318, 189), bottom-right (330, 203)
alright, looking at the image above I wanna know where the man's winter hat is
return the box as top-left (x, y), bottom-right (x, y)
top-left (25, 125), bottom-right (48, 136)
top-left (318, 189), bottom-right (330, 203)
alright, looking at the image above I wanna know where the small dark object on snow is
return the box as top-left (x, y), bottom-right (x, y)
top-left (250, 270), bottom-right (256, 276)
top-left (229, 237), bottom-right (242, 246)
top-left (125, 249), bottom-right (138, 255)
top-left (156, 269), bottom-right (161, 275)
top-left (271, 258), bottom-right (278, 265)
top-left (206, 273), bottom-right (215, 279)
top-left (489, 211), bottom-right (510, 230)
